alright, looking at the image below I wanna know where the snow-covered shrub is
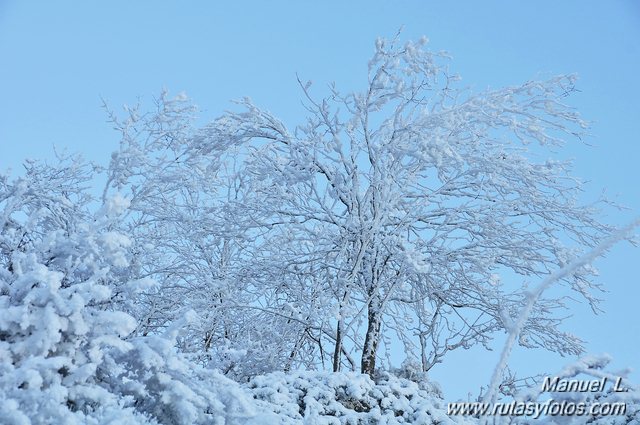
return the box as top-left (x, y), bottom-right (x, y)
top-left (247, 370), bottom-right (471, 424)
top-left (0, 159), bottom-right (258, 424)
top-left (0, 159), bottom-right (151, 424)
top-left (100, 318), bottom-right (261, 425)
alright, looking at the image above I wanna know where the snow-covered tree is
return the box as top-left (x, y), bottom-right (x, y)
top-left (93, 35), bottom-right (620, 383)
top-left (206, 35), bottom-right (614, 377)
top-left (100, 92), bottom-right (308, 378)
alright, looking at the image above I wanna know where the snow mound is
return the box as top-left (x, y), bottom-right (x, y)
top-left (246, 370), bottom-right (473, 424)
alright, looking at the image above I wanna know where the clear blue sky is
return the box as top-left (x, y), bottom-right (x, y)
top-left (1, 1), bottom-right (638, 400)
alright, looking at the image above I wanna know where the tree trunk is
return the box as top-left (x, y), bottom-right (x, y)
top-left (333, 319), bottom-right (343, 372)
top-left (360, 296), bottom-right (381, 377)
top-left (333, 286), bottom-right (352, 372)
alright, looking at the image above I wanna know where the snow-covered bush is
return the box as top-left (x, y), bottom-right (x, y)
top-left (247, 370), bottom-right (471, 424)
top-left (0, 158), bottom-right (149, 423)
top-left (0, 158), bottom-right (257, 424)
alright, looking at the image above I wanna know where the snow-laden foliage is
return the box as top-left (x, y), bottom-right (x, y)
top-left (240, 359), bottom-right (640, 424)
top-left (247, 370), bottom-right (472, 424)
top-left (0, 158), bottom-right (259, 424)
